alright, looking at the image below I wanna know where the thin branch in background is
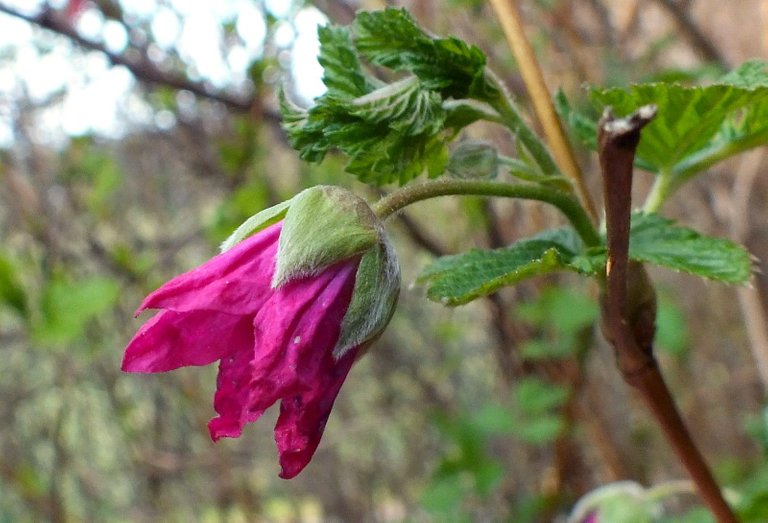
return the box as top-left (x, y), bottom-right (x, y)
top-left (0, 3), bottom-right (262, 113)
top-left (583, 0), bottom-right (617, 48)
top-left (724, 150), bottom-right (768, 395)
top-left (395, 212), bottom-right (448, 257)
top-left (653, 0), bottom-right (729, 68)
top-left (311, 0), bottom-right (357, 25)
top-left (486, 0), bottom-right (599, 223)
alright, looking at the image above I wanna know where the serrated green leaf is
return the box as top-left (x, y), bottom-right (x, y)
top-left (589, 61), bottom-right (768, 184)
top-left (349, 76), bottom-right (446, 135)
top-left (629, 212), bottom-right (752, 283)
top-left (283, 80), bottom-right (451, 185)
top-left (345, 128), bottom-right (450, 185)
top-left (417, 228), bottom-right (587, 306)
top-left (283, 25), bottom-right (457, 185)
top-left (317, 25), bottom-right (376, 100)
top-left (280, 91), bottom-right (333, 163)
top-left (354, 8), bottom-right (497, 101)
top-left (282, 10), bottom-right (510, 186)
top-left (554, 89), bottom-right (598, 150)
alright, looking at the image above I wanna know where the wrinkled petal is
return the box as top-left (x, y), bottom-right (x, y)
top-left (207, 346), bottom-right (258, 440)
top-left (138, 223), bottom-right (281, 316)
top-left (122, 310), bottom-right (254, 373)
top-left (206, 258), bottom-right (359, 453)
top-left (275, 349), bottom-right (358, 479)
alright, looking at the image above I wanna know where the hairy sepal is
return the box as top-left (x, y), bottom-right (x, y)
top-left (273, 186), bottom-right (379, 287)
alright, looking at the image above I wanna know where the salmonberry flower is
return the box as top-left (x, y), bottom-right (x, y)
top-left (122, 186), bottom-right (400, 478)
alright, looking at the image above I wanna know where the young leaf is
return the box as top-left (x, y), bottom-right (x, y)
top-left (588, 61), bottom-right (768, 184)
top-left (554, 89), bottom-right (598, 150)
top-left (417, 228), bottom-right (590, 306)
top-left (591, 83), bottom-right (764, 173)
top-left (629, 212), bottom-right (753, 283)
top-left (317, 25), bottom-right (376, 100)
top-left (344, 127), bottom-right (450, 185)
top-left (282, 20), bottom-right (459, 185)
top-left (349, 76), bottom-right (446, 135)
top-left (354, 8), bottom-right (498, 101)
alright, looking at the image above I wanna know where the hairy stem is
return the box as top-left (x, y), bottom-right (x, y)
top-left (371, 179), bottom-right (600, 247)
top-left (487, 0), bottom-right (598, 222)
top-left (598, 106), bottom-right (737, 523)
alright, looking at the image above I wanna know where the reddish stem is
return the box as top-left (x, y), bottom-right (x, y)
top-left (598, 107), bottom-right (737, 523)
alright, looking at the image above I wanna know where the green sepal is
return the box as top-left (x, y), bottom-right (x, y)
top-left (334, 237), bottom-right (400, 358)
top-left (273, 186), bottom-right (379, 287)
top-left (220, 198), bottom-right (293, 252)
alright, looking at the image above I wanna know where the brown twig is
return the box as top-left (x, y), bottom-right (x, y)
top-left (486, 0), bottom-right (599, 223)
top-left (0, 3), bottom-right (260, 113)
top-left (598, 106), bottom-right (737, 523)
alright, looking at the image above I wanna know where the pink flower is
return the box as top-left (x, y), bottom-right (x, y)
top-left (122, 187), bottom-right (399, 478)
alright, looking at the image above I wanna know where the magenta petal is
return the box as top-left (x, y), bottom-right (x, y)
top-left (275, 349), bottom-right (358, 479)
top-left (205, 259), bottom-right (360, 472)
top-left (138, 223), bottom-right (281, 316)
top-left (208, 346), bottom-right (258, 440)
top-left (122, 310), bottom-right (254, 373)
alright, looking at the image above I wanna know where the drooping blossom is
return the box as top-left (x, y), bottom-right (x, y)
top-left (122, 186), bottom-right (400, 478)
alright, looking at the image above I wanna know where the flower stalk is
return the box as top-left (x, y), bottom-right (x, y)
top-left (371, 178), bottom-right (600, 247)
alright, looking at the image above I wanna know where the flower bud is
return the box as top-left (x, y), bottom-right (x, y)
top-left (447, 140), bottom-right (498, 179)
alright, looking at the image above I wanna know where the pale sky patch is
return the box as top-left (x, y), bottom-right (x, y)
top-left (0, 0), bottom-right (328, 146)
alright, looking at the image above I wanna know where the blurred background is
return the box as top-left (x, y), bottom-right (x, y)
top-left (2, 0), bottom-right (768, 521)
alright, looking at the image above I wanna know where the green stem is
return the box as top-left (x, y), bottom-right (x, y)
top-left (642, 169), bottom-right (674, 213)
top-left (491, 92), bottom-right (561, 177)
top-left (371, 179), bottom-right (600, 247)
top-left (644, 132), bottom-right (768, 212)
